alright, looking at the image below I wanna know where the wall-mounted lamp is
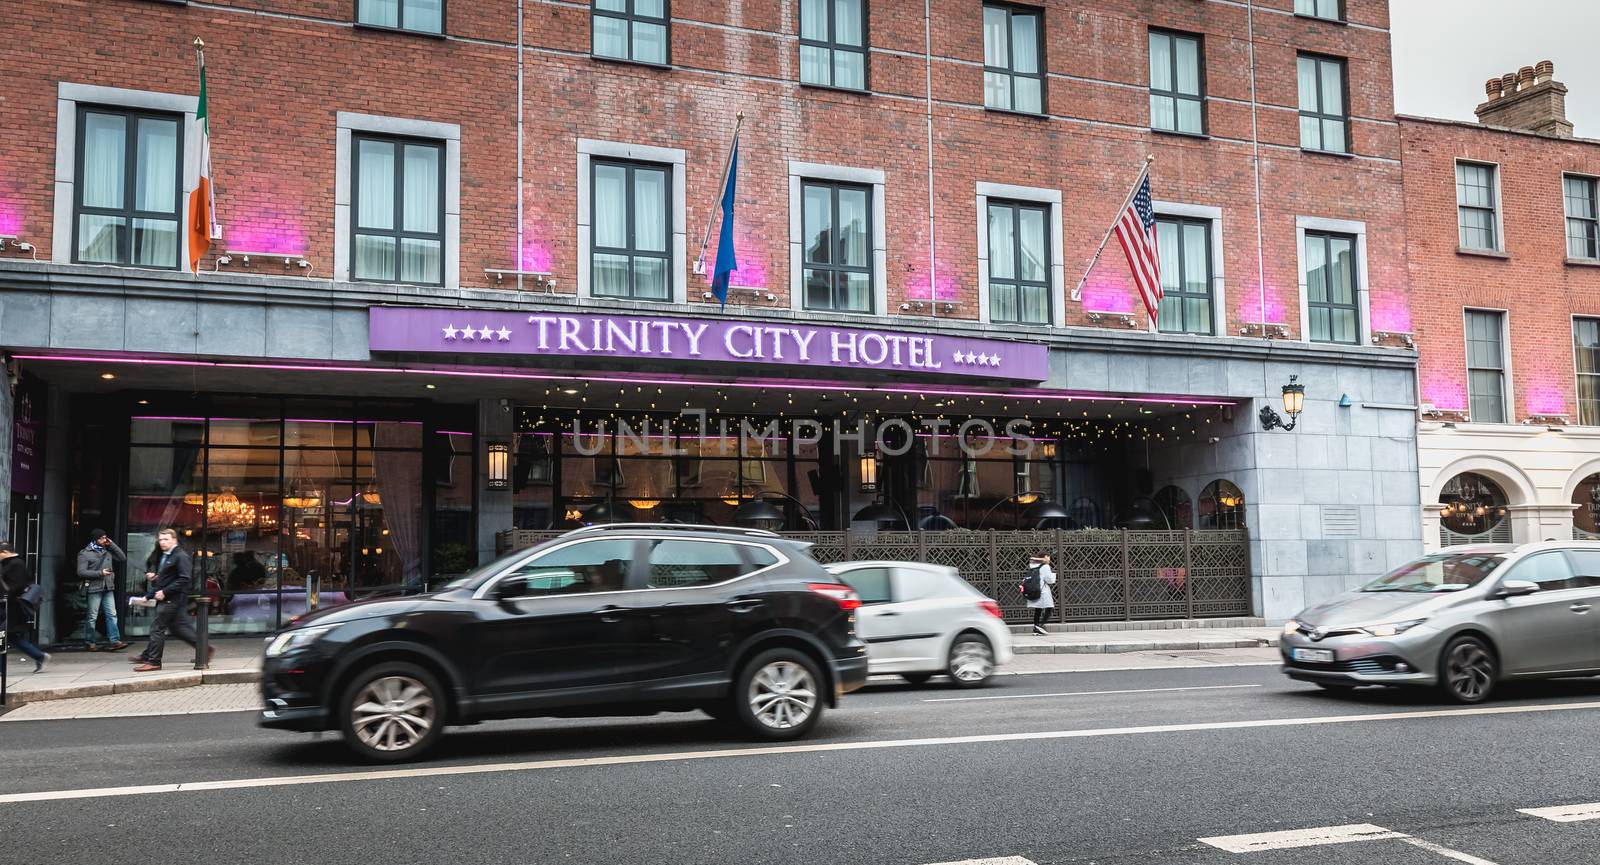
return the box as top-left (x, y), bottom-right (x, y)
top-left (859, 451), bottom-right (879, 493)
top-left (487, 442), bottom-right (511, 490)
top-left (485, 269), bottom-right (557, 291)
top-left (1260, 375), bottom-right (1306, 431)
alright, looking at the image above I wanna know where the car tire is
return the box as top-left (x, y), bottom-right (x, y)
top-left (1439, 636), bottom-right (1497, 704)
top-left (947, 633), bottom-right (995, 688)
top-left (338, 661), bottom-right (446, 763)
top-left (731, 648), bottom-right (825, 741)
top-left (901, 673), bottom-right (934, 686)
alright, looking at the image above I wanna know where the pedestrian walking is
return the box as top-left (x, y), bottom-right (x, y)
top-left (131, 528), bottom-right (213, 672)
top-left (0, 542), bottom-right (51, 673)
top-left (1026, 553), bottom-right (1057, 636)
top-left (77, 528), bottom-right (128, 651)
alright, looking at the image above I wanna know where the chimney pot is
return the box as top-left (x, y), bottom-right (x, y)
top-left (1536, 60), bottom-right (1554, 82)
top-left (1518, 66), bottom-right (1535, 88)
top-left (1501, 73), bottom-right (1519, 93)
top-left (1476, 60), bottom-right (1574, 138)
top-left (1485, 78), bottom-right (1502, 99)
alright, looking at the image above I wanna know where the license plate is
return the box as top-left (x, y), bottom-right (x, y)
top-left (1293, 648), bottom-right (1334, 663)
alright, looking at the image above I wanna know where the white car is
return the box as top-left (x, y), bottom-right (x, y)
top-left (826, 561), bottom-right (1014, 687)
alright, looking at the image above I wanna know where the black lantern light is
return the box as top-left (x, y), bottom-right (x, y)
top-left (1260, 375), bottom-right (1306, 431)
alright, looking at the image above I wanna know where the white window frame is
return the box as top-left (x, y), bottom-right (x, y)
top-left (1150, 201), bottom-right (1225, 336)
top-left (1572, 313), bottom-right (1600, 425)
top-left (788, 160), bottom-right (887, 315)
top-left (336, 112), bottom-right (461, 288)
top-left (52, 83), bottom-right (199, 267)
top-left (976, 182), bottom-right (1065, 328)
top-left (1454, 158), bottom-right (1505, 253)
top-left (1562, 172), bottom-right (1599, 261)
top-left (577, 138), bottom-right (687, 304)
top-left (1465, 306), bottom-right (1513, 424)
top-left (1295, 215), bottom-right (1371, 345)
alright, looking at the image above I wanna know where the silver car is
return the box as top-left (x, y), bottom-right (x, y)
top-left (1280, 542), bottom-right (1600, 703)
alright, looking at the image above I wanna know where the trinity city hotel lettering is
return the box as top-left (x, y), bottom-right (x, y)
top-left (523, 316), bottom-right (945, 369)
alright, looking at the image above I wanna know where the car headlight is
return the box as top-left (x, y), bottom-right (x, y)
top-left (1358, 619), bottom-right (1426, 638)
top-left (1282, 619), bottom-right (1300, 636)
top-left (265, 625), bottom-right (333, 658)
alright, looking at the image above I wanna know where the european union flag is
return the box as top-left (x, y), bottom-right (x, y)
top-left (710, 139), bottom-right (739, 309)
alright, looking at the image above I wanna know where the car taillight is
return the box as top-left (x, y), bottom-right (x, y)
top-left (808, 582), bottom-right (862, 611)
top-left (978, 600), bottom-right (1003, 620)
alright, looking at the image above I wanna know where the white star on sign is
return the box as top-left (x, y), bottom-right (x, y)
top-left (496, 326), bottom-right (512, 341)
top-left (987, 353), bottom-right (1002, 366)
top-left (965, 352), bottom-right (978, 364)
top-left (953, 350), bottom-right (966, 364)
top-left (461, 327), bottom-right (476, 340)
top-left (477, 326), bottom-right (493, 341)
top-left (442, 324), bottom-right (459, 339)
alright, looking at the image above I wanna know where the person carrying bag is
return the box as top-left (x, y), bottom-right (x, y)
top-left (1023, 554), bottom-right (1057, 636)
top-left (1, 542), bottom-right (51, 673)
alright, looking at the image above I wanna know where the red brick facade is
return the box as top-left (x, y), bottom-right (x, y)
top-left (0, 0), bottom-right (1405, 339)
top-left (1400, 116), bottom-right (1600, 422)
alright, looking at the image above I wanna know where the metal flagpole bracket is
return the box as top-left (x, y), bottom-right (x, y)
top-left (1070, 155), bottom-right (1154, 303)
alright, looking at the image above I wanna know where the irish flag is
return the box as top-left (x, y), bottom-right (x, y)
top-left (187, 47), bottom-right (217, 273)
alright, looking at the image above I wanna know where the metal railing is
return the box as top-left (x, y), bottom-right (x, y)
top-left (496, 527), bottom-right (1252, 624)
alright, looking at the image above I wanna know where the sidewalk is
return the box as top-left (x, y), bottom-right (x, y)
top-left (2, 638), bottom-right (262, 705)
top-left (1011, 626), bottom-right (1280, 655)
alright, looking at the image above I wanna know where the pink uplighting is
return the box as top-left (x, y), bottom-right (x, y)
top-left (0, 177), bottom-right (23, 236)
top-left (1525, 384), bottom-right (1568, 417)
top-left (520, 239), bottom-right (552, 273)
top-left (1420, 374), bottom-right (1468, 411)
top-left (709, 228), bottom-right (768, 289)
top-left (224, 199), bottom-right (306, 255)
top-left (1369, 297), bottom-right (1412, 333)
top-left (1080, 277), bottom-right (1135, 315)
top-left (905, 265), bottom-right (960, 302)
top-left (1236, 288), bottom-right (1287, 325)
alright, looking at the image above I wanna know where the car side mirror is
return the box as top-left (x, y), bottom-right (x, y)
top-left (1494, 579), bottom-right (1540, 599)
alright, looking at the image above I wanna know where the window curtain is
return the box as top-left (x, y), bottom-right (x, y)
top-left (401, 144), bottom-right (440, 283)
top-left (134, 118), bottom-right (179, 267)
top-left (80, 113), bottom-right (126, 262)
top-left (356, 140), bottom-right (396, 279)
top-left (372, 423), bottom-right (423, 593)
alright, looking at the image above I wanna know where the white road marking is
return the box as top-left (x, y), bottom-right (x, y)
top-left (1400, 837), bottom-right (1503, 864)
top-left (923, 684), bottom-right (1262, 703)
top-left (1518, 802), bottom-right (1600, 822)
top-left (923, 859), bottom-right (1037, 865)
top-left (1200, 823), bottom-right (1404, 852)
top-left (5, 699), bottom-right (1600, 804)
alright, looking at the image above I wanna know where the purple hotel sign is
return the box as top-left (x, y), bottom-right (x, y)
top-left (369, 308), bottom-right (1049, 381)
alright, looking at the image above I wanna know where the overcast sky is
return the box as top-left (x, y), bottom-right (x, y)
top-left (1390, 0), bottom-right (1600, 138)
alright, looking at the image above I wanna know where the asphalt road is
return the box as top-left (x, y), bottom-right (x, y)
top-left (4, 665), bottom-right (1600, 865)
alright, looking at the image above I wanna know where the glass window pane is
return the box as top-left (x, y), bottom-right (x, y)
top-left (359, 0), bottom-right (399, 27)
top-left (77, 214), bottom-right (124, 263)
top-left (1018, 207), bottom-right (1047, 281)
top-left (594, 164), bottom-right (627, 249)
top-left (983, 7), bottom-right (1008, 68)
top-left (1185, 296), bottom-right (1211, 334)
top-left (634, 168), bottom-right (667, 252)
top-left (1014, 77), bottom-right (1042, 114)
top-left (135, 118), bottom-right (178, 213)
top-left (800, 0), bottom-right (828, 40)
top-left (805, 269), bottom-right (833, 309)
top-left (594, 13), bottom-right (626, 58)
top-left (1332, 308), bottom-right (1357, 344)
top-left (502, 539), bottom-right (637, 598)
top-left (635, 0), bottom-right (664, 17)
top-left (1020, 284), bottom-right (1049, 324)
top-left (991, 283), bottom-right (1017, 322)
top-left (1297, 57), bottom-right (1318, 110)
top-left (81, 112), bottom-right (126, 209)
top-left (1310, 306), bottom-right (1330, 343)
top-left (1149, 33), bottom-right (1172, 92)
top-left (1299, 115), bottom-right (1321, 150)
top-left (593, 253), bottom-right (631, 296)
top-left (1183, 223), bottom-right (1207, 295)
top-left (402, 144), bottom-right (439, 234)
top-left (835, 0), bottom-right (863, 46)
top-left (800, 44), bottom-right (829, 85)
top-left (1328, 237), bottom-right (1354, 303)
top-left (1305, 236), bottom-right (1327, 302)
top-left (1150, 94), bottom-right (1175, 131)
top-left (646, 540), bottom-right (754, 588)
top-left (1322, 118), bottom-right (1346, 153)
top-left (356, 139), bottom-right (395, 231)
top-left (633, 22), bottom-right (667, 64)
top-left (1010, 13), bottom-right (1038, 73)
top-left (1175, 37), bottom-right (1200, 96)
top-left (1319, 0), bottom-right (1339, 17)
top-left (1155, 221), bottom-right (1180, 293)
top-left (354, 234), bottom-right (396, 281)
top-left (403, 0), bottom-right (442, 32)
top-left (132, 218), bottom-right (179, 268)
top-left (595, 0), bottom-right (625, 9)
top-left (633, 256), bottom-right (668, 299)
top-left (841, 272), bottom-right (871, 311)
top-left (988, 205), bottom-right (1015, 280)
top-left (834, 50), bottom-right (865, 90)
top-left (803, 185), bottom-right (832, 263)
top-left (838, 187), bottom-right (869, 267)
top-left (1319, 60), bottom-right (1343, 115)
top-left (1177, 98), bottom-right (1203, 134)
top-left (985, 71), bottom-right (1011, 111)
top-left (399, 237), bottom-right (441, 284)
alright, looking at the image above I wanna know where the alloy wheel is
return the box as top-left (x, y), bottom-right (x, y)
top-left (747, 660), bottom-right (817, 730)
top-left (351, 674), bottom-right (436, 753)
top-left (950, 639), bottom-right (995, 683)
top-left (1445, 642), bottom-right (1494, 701)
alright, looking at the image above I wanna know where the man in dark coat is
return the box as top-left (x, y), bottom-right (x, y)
top-left (1, 541), bottom-right (50, 672)
top-left (131, 528), bottom-right (212, 671)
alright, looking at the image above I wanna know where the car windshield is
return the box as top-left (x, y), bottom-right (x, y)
top-left (1360, 552), bottom-right (1506, 593)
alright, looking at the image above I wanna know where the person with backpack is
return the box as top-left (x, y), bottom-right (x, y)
top-left (1024, 554), bottom-right (1057, 636)
top-left (1, 542), bottom-right (50, 672)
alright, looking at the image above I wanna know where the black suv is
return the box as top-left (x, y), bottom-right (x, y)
top-left (258, 524), bottom-right (869, 761)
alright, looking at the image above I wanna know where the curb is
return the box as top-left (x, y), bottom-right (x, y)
top-left (1013, 637), bottom-right (1279, 655)
top-left (4, 668), bottom-right (260, 705)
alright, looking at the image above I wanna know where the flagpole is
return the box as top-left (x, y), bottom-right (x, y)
top-left (694, 112), bottom-right (744, 276)
top-left (1070, 155), bottom-right (1153, 302)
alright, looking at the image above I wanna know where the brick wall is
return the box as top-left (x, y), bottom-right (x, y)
top-left (1400, 116), bottom-right (1600, 421)
top-left (0, 0), bottom-right (1406, 341)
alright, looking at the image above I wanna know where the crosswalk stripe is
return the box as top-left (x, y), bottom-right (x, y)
top-left (1399, 837), bottom-right (1502, 865)
top-left (1199, 824), bottom-right (1405, 852)
top-left (1518, 802), bottom-right (1600, 822)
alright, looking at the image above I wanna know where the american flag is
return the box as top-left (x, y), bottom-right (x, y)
top-left (1112, 170), bottom-right (1162, 324)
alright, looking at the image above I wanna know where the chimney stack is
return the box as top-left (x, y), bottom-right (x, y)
top-left (1475, 59), bottom-right (1573, 138)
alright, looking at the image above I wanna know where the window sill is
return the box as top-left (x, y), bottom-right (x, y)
top-left (799, 82), bottom-right (872, 97)
top-left (1566, 257), bottom-right (1600, 268)
top-left (590, 54), bottom-right (674, 72)
top-left (984, 107), bottom-right (1049, 121)
top-left (1457, 247), bottom-right (1510, 260)
top-left (1293, 12), bottom-right (1348, 25)
top-left (1300, 147), bottom-right (1354, 159)
top-left (589, 293), bottom-right (673, 304)
top-left (1151, 127), bottom-right (1210, 141)
top-left (71, 259), bottom-right (181, 272)
top-left (354, 22), bottom-right (446, 39)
